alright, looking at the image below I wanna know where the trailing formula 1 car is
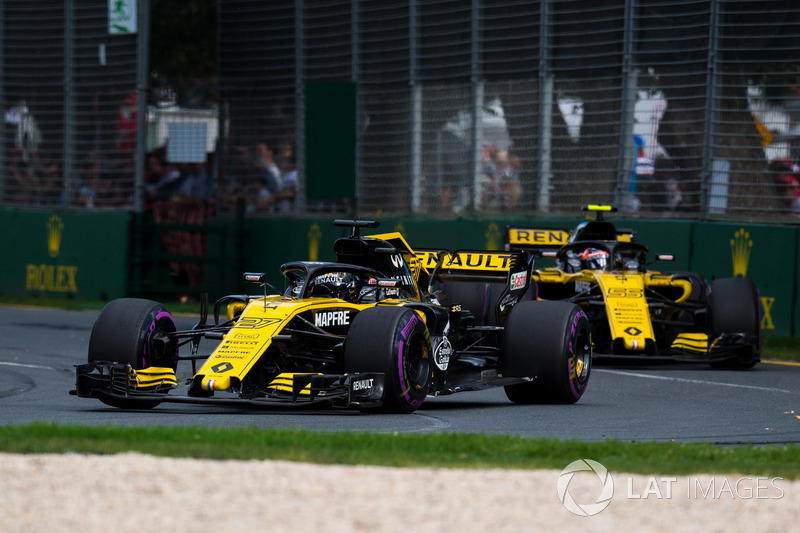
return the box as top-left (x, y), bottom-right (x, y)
top-left (72, 220), bottom-right (592, 413)
top-left (504, 205), bottom-right (760, 368)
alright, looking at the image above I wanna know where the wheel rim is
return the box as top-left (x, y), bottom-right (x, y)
top-left (571, 327), bottom-right (592, 389)
top-left (408, 338), bottom-right (430, 391)
top-left (143, 311), bottom-right (178, 369)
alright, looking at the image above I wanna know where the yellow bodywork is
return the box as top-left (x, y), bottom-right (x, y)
top-left (593, 273), bottom-right (654, 351)
top-left (266, 373), bottom-right (320, 395)
top-left (128, 366), bottom-right (177, 390)
top-left (196, 298), bottom-right (359, 392)
top-left (195, 297), bottom-right (417, 393)
top-left (670, 332), bottom-right (711, 353)
top-left (534, 269), bottom-right (694, 353)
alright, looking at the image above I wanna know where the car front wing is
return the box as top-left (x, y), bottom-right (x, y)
top-left (71, 362), bottom-right (386, 410)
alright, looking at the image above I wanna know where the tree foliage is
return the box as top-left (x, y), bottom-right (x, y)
top-left (149, 0), bottom-right (217, 105)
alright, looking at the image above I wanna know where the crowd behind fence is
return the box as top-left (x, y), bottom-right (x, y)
top-left (1, 0), bottom-right (800, 224)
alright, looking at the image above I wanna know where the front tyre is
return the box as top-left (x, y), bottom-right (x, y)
top-left (87, 298), bottom-right (178, 409)
top-left (344, 306), bottom-right (432, 413)
top-left (708, 278), bottom-right (761, 369)
top-left (502, 301), bottom-right (592, 404)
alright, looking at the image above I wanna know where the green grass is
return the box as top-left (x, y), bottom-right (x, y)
top-left (1, 422), bottom-right (798, 478)
top-left (762, 336), bottom-right (800, 362)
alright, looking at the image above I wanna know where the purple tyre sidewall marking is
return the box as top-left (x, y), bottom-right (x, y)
top-left (142, 310), bottom-right (177, 368)
top-left (567, 309), bottom-right (589, 400)
top-left (397, 313), bottom-right (423, 404)
top-left (398, 339), bottom-right (409, 402)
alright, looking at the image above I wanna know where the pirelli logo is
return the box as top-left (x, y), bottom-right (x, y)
top-left (415, 251), bottom-right (514, 272)
top-left (506, 228), bottom-right (570, 248)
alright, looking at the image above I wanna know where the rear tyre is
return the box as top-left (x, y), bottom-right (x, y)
top-left (502, 301), bottom-right (592, 404)
top-left (344, 306), bottom-right (432, 413)
top-left (88, 298), bottom-right (178, 408)
top-left (708, 278), bottom-right (761, 369)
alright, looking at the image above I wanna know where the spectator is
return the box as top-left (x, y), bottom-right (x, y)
top-left (660, 157), bottom-right (682, 213)
top-left (254, 141), bottom-right (281, 195)
top-left (78, 185), bottom-right (96, 208)
top-left (144, 151), bottom-right (165, 204)
top-left (219, 144), bottom-right (253, 213)
top-left (479, 143), bottom-right (498, 209)
top-left (176, 162), bottom-right (214, 204)
top-left (495, 150), bottom-right (522, 211)
top-left (261, 152), bottom-right (297, 213)
top-left (6, 147), bottom-right (41, 205)
top-left (639, 156), bottom-right (681, 213)
top-left (38, 155), bottom-right (63, 206)
top-left (148, 160), bottom-right (183, 203)
top-left (631, 139), bottom-right (654, 212)
top-left (92, 148), bottom-right (134, 207)
top-left (115, 91), bottom-right (138, 156)
top-left (769, 158), bottom-right (800, 216)
top-left (274, 153), bottom-right (297, 213)
top-left (75, 150), bottom-right (99, 207)
top-left (438, 124), bottom-right (471, 214)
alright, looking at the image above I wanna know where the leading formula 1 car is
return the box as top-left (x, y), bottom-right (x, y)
top-left (72, 220), bottom-right (592, 413)
top-left (504, 205), bottom-right (760, 368)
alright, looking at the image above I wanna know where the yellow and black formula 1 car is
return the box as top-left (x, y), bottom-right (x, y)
top-left (72, 220), bottom-right (592, 413)
top-left (505, 206), bottom-right (760, 368)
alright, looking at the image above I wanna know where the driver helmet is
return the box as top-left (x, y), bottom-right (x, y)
top-left (308, 272), bottom-right (359, 301)
top-left (578, 247), bottom-right (610, 270)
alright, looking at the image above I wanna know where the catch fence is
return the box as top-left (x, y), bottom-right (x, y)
top-left (1, 0), bottom-right (799, 224)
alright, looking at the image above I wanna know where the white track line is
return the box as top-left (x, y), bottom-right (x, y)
top-left (0, 361), bottom-right (56, 371)
top-left (593, 368), bottom-right (794, 394)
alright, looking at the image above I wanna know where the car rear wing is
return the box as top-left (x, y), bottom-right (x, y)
top-left (504, 227), bottom-right (571, 253)
top-left (415, 249), bottom-right (529, 284)
top-left (505, 225), bottom-right (636, 253)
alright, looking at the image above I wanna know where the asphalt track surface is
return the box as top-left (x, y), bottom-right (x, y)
top-left (1, 305), bottom-right (799, 444)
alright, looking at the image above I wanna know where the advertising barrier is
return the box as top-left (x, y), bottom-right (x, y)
top-left (0, 209), bottom-right (795, 337)
top-left (0, 210), bottom-right (131, 302)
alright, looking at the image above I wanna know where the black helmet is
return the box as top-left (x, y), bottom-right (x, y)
top-left (308, 272), bottom-right (359, 301)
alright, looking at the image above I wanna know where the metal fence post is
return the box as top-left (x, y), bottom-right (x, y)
top-left (350, 0), bottom-right (359, 214)
top-left (410, 0), bottom-right (422, 214)
top-left (0, 5), bottom-right (5, 201)
top-left (295, 0), bottom-right (306, 213)
top-left (470, 0), bottom-right (482, 212)
top-left (701, 0), bottom-right (721, 218)
top-left (63, 2), bottom-right (75, 207)
top-left (537, 0), bottom-right (553, 213)
top-left (616, 0), bottom-right (638, 214)
top-left (134, 0), bottom-right (150, 213)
